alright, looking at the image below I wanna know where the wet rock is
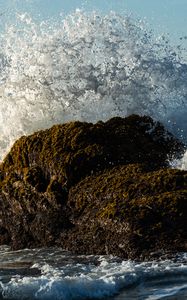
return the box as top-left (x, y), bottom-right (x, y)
top-left (61, 164), bottom-right (187, 259)
top-left (1, 114), bottom-right (183, 187)
top-left (0, 114), bottom-right (186, 259)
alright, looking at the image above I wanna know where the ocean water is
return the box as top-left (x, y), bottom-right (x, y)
top-left (0, 7), bottom-right (187, 300)
top-left (0, 246), bottom-right (187, 300)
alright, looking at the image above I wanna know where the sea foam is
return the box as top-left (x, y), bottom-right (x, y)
top-left (0, 247), bottom-right (187, 300)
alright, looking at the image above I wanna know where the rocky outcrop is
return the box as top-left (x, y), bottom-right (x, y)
top-left (61, 164), bottom-right (187, 259)
top-left (0, 114), bottom-right (186, 259)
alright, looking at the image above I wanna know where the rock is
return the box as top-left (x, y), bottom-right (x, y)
top-left (1, 114), bottom-right (183, 187)
top-left (0, 114), bottom-right (186, 259)
top-left (61, 164), bottom-right (187, 259)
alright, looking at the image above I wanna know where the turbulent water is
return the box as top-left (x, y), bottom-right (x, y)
top-left (0, 246), bottom-right (186, 300)
top-left (0, 9), bottom-right (187, 299)
top-left (0, 10), bottom-right (187, 165)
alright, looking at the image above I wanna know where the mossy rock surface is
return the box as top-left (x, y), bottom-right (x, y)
top-left (0, 114), bottom-right (186, 259)
top-left (1, 114), bottom-right (183, 188)
top-left (62, 164), bottom-right (187, 259)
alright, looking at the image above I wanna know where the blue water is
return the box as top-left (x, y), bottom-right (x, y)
top-left (0, 247), bottom-right (186, 300)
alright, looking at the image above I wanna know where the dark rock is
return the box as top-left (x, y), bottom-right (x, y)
top-left (61, 164), bottom-right (187, 259)
top-left (0, 114), bottom-right (186, 259)
top-left (1, 114), bottom-right (183, 187)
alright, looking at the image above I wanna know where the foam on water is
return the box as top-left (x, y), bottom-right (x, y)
top-left (0, 10), bottom-right (187, 164)
top-left (0, 247), bottom-right (187, 300)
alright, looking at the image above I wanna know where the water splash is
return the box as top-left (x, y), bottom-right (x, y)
top-left (0, 247), bottom-right (187, 300)
top-left (0, 10), bottom-right (187, 161)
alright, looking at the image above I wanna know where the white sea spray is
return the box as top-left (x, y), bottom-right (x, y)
top-left (0, 10), bottom-right (187, 166)
top-left (0, 247), bottom-right (187, 300)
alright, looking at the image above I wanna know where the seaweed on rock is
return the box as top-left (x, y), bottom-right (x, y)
top-left (0, 115), bottom-right (186, 259)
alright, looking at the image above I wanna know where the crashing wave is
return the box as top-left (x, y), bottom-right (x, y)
top-left (0, 10), bottom-right (187, 161)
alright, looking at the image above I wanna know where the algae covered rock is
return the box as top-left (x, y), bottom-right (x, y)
top-left (1, 114), bottom-right (183, 188)
top-left (62, 164), bottom-right (187, 259)
top-left (0, 114), bottom-right (186, 258)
